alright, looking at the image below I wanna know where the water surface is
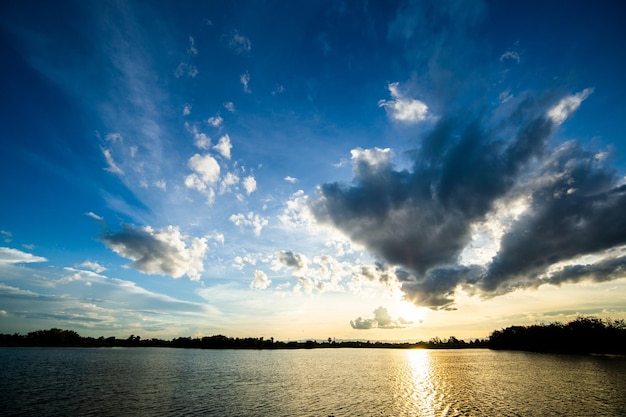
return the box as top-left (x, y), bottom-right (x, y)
top-left (1, 347), bottom-right (625, 416)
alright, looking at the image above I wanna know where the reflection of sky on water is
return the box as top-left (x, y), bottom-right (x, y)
top-left (1, 348), bottom-right (624, 416)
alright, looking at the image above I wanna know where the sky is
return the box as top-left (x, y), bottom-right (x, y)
top-left (1, 0), bottom-right (626, 342)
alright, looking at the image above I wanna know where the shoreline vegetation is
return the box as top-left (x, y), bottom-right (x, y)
top-left (1, 317), bottom-right (624, 354)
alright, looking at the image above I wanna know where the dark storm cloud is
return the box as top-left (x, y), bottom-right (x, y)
top-left (313, 92), bottom-right (626, 309)
top-left (401, 265), bottom-right (484, 309)
top-left (313, 94), bottom-right (554, 275)
top-left (544, 255), bottom-right (626, 286)
top-left (481, 141), bottom-right (626, 292)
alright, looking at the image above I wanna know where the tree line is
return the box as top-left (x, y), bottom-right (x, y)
top-left (2, 316), bottom-right (624, 353)
top-left (0, 328), bottom-right (485, 349)
top-left (488, 316), bottom-right (626, 354)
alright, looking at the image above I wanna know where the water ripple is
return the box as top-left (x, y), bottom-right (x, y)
top-left (1, 348), bottom-right (626, 416)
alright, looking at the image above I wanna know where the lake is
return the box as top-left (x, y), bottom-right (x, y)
top-left (1, 347), bottom-right (625, 416)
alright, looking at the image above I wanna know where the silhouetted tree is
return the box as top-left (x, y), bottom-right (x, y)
top-left (488, 316), bottom-right (626, 354)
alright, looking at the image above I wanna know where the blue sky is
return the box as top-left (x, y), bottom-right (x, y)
top-left (1, 0), bottom-right (626, 341)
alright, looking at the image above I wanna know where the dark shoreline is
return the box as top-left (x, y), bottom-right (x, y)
top-left (2, 316), bottom-right (625, 354)
top-left (0, 330), bottom-right (487, 350)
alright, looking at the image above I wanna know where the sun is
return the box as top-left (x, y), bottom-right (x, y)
top-left (394, 299), bottom-right (427, 324)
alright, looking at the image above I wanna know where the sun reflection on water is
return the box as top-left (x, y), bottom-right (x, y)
top-left (403, 349), bottom-right (442, 416)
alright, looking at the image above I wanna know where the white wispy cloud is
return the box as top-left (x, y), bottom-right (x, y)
top-left (185, 152), bottom-right (222, 205)
top-left (154, 179), bottom-right (166, 191)
top-left (57, 268), bottom-right (91, 285)
top-left (229, 30), bottom-right (252, 53)
top-left (207, 115), bottom-right (223, 128)
top-left (1, 230), bottom-right (12, 243)
top-left (278, 190), bottom-right (317, 230)
top-left (0, 264), bottom-right (218, 334)
top-left (229, 212), bottom-right (268, 236)
top-left (204, 187), bottom-right (216, 205)
top-left (187, 153), bottom-right (220, 184)
top-left (182, 104), bottom-right (192, 116)
top-left (102, 225), bottom-right (208, 280)
top-left (0, 247), bottom-right (47, 264)
top-left (240, 71), bottom-right (251, 93)
top-left (250, 270), bottom-right (271, 289)
top-left (269, 250), bottom-right (359, 295)
top-left (284, 176), bottom-right (298, 183)
top-left (186, 122), bottom-right (212, 150)
top-left (499, 50), bottom-right (520, 63)
top-left (187, 36), bottom-right (198, 55)
top-left (76, 260), bottom-right (107, 273)
top-left (224, 102), bottom-right (236, 113)
top-left (233, 255), bottom-right (257, 270)
top-left (175, 62), bottom-right (198, 78)
top-left (194, 133), bottom-right (211, 150)
top-left (499, 88), bottom-right (513, 103)
top-left (184, 173), bottom-right (216, 205)
top-left (205, 231), bottom-right (225, 245)
top-left (547, 88), bottom-right (594, 125)
top-left (272, 84), bottom-right (285, 96)
top-left (219, 171), bottom-right (239, 194)
top-left (242, 175), bottom-right (257, 195)
top-left (101, 147), bottom-right (124, 175)
top-left (213, 134), bottom-right (232, 159)
top-left (184, 173), bottom-right (206, 192)
top-left (378, 82), bottom-right (429, 123)
top-left (85, 212), bottom-right (104, 221)
top-left (0, 282), bottom-right (38, 296)
top-left (106, 132), bottom-right (123, 142)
